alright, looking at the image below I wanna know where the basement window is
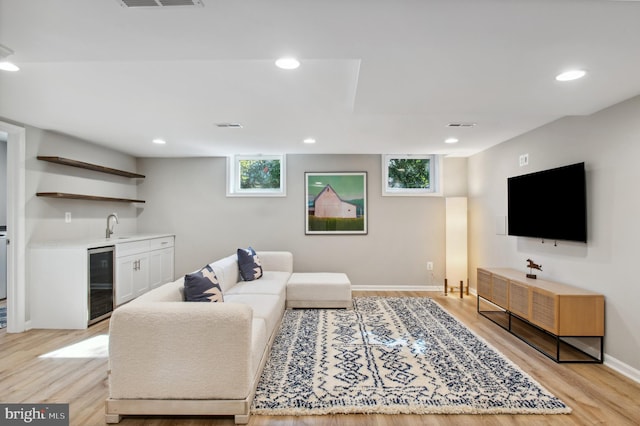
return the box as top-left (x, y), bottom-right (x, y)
top-left (382, 154), bottom-right (441, 196)
top-left (227, 155), bottom-right (286, 197)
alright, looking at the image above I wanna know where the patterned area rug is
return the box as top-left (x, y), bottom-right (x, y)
top-left (252, 297), bottom-right (571, 415)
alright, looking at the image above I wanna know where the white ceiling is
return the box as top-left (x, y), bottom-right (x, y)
top-left (1, 0), bottom-right (640, 158)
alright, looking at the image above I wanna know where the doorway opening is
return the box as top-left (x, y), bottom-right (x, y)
top-left (0, 121), bottom-right (26, 333)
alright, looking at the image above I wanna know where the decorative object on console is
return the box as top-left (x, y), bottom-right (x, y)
top-left (526, 258), bottom-right (542, 279)
top-left (237, 247), bottom-right (263, 281)
top-left (305, 172), bottom-right (367, 235)
top-left (184, 265), bottom-right (224, 302)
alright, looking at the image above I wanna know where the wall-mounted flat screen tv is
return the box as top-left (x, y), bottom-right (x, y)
top-left (507, 162), bottom-right (587, 243)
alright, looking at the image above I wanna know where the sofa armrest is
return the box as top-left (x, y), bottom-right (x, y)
top-left (108, 301), bottom-right (253, 400)
top-left (257, 251), bottom-right (293, 273)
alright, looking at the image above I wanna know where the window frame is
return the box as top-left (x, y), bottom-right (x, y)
top-left (382, 154), bottom-right (442, 196)
top-left (226, 154), bottom-right (286, 197)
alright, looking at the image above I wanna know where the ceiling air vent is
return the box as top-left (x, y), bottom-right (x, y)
top-left (215, 123), bottom-right (243, 128)
top-left (118, 0), bottom-right (204, 8)
top-left (447, 122), bottom-right (476, 128)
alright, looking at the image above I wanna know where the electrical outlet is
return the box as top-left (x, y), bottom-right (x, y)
top-left (64, 212), bottom-right (71, 223)
top-left (427, 261), bottom-right (433, 271)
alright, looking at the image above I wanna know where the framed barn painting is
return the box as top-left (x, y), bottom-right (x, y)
top-left (305, 172), bottom-right (367, 235)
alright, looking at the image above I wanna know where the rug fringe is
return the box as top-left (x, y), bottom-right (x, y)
top-left (252, 405), bottom-right (572, 416)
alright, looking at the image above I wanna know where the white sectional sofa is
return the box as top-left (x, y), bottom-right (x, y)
top-left (105, 251), bottom-right (293, 425)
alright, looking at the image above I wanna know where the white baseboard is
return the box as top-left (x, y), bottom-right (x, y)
top-left (351, 285), bottom-right (442, 292)
top-left (604, 354), bottom-right (640, 384)
top-left (352, 285), bottom-right (479, 295)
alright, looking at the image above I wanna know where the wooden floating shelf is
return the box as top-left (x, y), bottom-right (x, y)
top-left (37, 156), bottom-right (145, 179)
top-left (36, 192), bottom-right (145, 204)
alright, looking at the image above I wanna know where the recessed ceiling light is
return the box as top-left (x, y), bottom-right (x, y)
top-left (152, 138), bottom-right (166, 145)
top-left (303, 138), bottom-right (316, 144)
top-left (275, 57), bottom-right (300, 70)
top-left (445, 138), bottom-right (459, 144)
top-left (0, 61), bottom-right (19, 72)
top-left (447, 122), bottom-right (476, 128)
top-left (555, 70), bottom-right (586, 82)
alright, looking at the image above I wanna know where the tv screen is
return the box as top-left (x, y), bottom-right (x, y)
top-left (507, 162), bottom-right (587, 243)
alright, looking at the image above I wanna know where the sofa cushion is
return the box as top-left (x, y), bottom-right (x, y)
top-left (184, 265), bottom-right (224, 302)
top-left (225, 271), bottom-right (289, 299)
top-left (208, 255), bottom-right (239, 294)
top-left (224, 294), bottom-right (283, 338)
top-left (237, 247), bottom-right (263, 281)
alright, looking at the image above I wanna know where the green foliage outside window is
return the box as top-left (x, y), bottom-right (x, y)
top-left (239, 159), bottom-right (281, 189)
top-left (387, 158), bottom-right (430, 189)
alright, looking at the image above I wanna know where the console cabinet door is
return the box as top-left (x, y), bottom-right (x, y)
top-left (530, 288), bottom-right (558, 334)
top-left (508, 280), bottom-right (530, 320)
top-left (477, 269), bottom-right (492, 300)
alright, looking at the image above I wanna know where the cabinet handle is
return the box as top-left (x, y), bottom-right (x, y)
top-left (161, 241), bottom-right (168, 245)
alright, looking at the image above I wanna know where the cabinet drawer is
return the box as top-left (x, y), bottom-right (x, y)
top-left (116, 240), bottom-right (150, 257)
top-left (149, 236), bottom-right (174, 250)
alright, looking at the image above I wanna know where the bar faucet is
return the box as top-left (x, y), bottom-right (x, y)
top-left (106, 213), bottom-right (119, 239)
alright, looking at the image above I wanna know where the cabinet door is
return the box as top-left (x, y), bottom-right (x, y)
top-left (148, 247), bottom-right (174, 289)
top-left (508, 280), bottom-right (530, 320)
top-left (115, 255), bottom-right (136, 306)
top-left (477, 269), bottom-right (492, 300)
top-left (531, 288), bottom-right (558, 334)
top-left (116, 253), bottom-right (149, 304)
top-left (133, 254), bottom-right (150, 297)
top-left (492, 276), bottom-right (509, 308)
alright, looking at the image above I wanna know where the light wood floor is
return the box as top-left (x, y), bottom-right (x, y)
top-left (1, 291), bottom-right (639, 425)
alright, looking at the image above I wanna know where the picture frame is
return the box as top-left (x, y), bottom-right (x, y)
top-left (305, 172), bottom-right (367, 235)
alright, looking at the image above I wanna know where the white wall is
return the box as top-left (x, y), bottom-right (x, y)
top-left (137, 155), bottom-right (467, 288)
top-left (468, 95), bottom-right (640, 374)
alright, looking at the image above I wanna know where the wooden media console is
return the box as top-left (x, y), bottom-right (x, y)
top-left (477, 267), bottom-right (604, 363)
